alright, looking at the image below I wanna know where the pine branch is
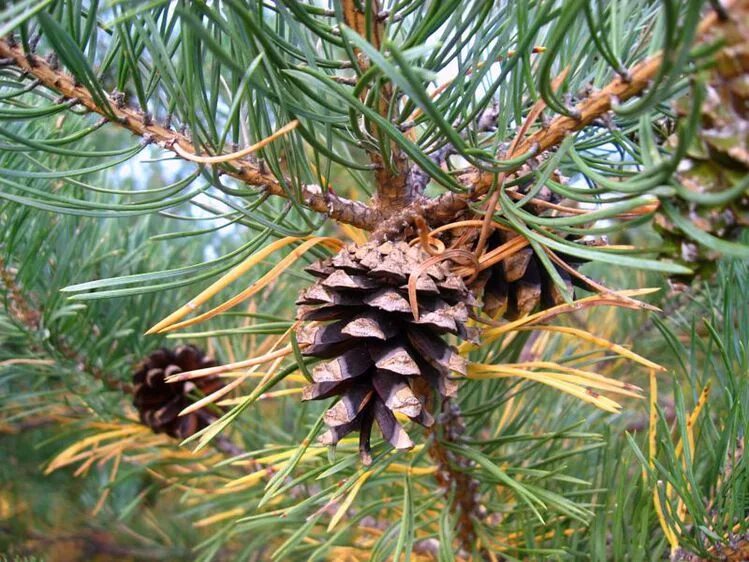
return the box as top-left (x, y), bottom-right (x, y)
top-left (0, 1), bottom-right (736, 238)
top-left (0, 256), bottom-right (130, 393)
top-left (342, 0), bottom-right (412, 211)
top-left (0, 40), bottom-right (380, 230)
top-left (404, 2), bottom-right (740, 230)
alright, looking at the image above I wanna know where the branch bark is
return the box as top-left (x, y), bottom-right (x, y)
top-left (0, 2), bottom-right (735, 236)
top-left (426, 1), bottom-right (734, 222)
top-left (428, 400), bottom-right (485, 557)
top-left (342, 0), bottom-right (412, 211)
top-left (0, 40), bottom-right (381, 230)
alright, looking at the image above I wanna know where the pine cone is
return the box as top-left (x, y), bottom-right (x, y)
top-left (474, 230), bottom-right (586, 320)
top-left (132, 345), bottom-right (223, 439)
top-left (296, 241), bottom-right (475, 464)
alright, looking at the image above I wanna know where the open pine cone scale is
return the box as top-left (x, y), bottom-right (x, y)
top-left (296, 241), bottom-right (472, 464)
top-left (132, 345), bottom-right (223, 440)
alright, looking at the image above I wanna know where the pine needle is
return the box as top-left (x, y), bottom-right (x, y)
top-left (147, 237), bottom-right (340, 334)
top-left (157, 237), bottom-right (340, 333)
top-left (172, 119), bottom-right (299, 164)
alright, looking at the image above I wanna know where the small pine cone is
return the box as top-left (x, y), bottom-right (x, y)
top-left (296, 241), bottom-right (476, 464)
top-left (132, 345), bottom-right (223, 439)
top-left (473, 230), bottom-right (586, 320)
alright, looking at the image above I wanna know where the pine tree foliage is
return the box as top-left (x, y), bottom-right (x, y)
top-left (0, 0), bottom-right (747, 560)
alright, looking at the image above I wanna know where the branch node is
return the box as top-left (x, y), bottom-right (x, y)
top-left (45, 52), bottom-right (59, 70)
top-left (110, 90), bottom-right (126, 109)
top-left (28, 33), bottom-right (40, 52)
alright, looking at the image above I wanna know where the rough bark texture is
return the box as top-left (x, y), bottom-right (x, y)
top-left (428, 401), bottom-right (484, 557)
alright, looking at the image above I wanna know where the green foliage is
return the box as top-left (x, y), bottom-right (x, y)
top-left (0, 0), bottom-right (747, 560)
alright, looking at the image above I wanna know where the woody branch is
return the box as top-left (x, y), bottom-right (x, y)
top-left (0, 3), bottom-right (734, 234)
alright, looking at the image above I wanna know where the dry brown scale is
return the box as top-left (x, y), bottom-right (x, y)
top-left (473, 229), bottom-right (588, 320)
top-left (296, 240), bottom-right (477, 464)
top-left (132, 345), bottom-right (223, 439)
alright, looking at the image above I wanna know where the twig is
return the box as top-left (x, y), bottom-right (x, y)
top-left (342, 0), bottom-right (411, 211)
top-left (0, 40), bottom-right (381, 231)
top-left (428, 2), bottom-right (734, 223)
top-left (0, 3), bottom-right (736, 235)
top-left (0, 257), bottom-right (132, 393)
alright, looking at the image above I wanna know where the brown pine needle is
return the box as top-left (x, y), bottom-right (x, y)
top-left (172, 120), bottom-right (299, 164)
top-left (407, 249), bottom-right (478, 319)
top-left (474, 288), bottom-right (661, 345)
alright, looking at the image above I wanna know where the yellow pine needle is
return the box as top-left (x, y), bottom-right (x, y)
top-left (328, 471), bottom-right (373, 531)
top-left (194, 507), bottom-right (246, 528)
top-left (468, 364), bottom-right (623, 412)
top-left (494, 395), bottom-right (516, 437)
top-left (218, 387), bottom-right (304, 405)
top-left (179, 374), bottom-right (244, 416)
top-left (45, 425), bottom-right (147, 474)
top-left (159, 237), bottom-right (340, 333)
top-left (474, 288), bottom-right (660, 346)
top-left (172, 119), bottom-right (299, 164)
top-left (255, 446), bottom-right (328, 466)
top-left (146, 236), bottom-right (338, 334)
top-left (0, 358), bottom-right (55, 367)
top-left (649, 370), bottom-right (680, 553)
top-left (675, 381), bottom-right (711, 460)
top-left (340, 223), bottom-right (369, 245)
top-left (510, 361), bottom-right (643, 397)
top-left (385, 464), bottom-right (438, 476)
top-left (521, 325), bottom-right (664, 372)
top-left (470, 363), bottom-right (639, 398)
top-left (179, 344), bottom-right (288, 417)
top-left (671, 382), bottom-right (712, 524)
top-left (182, 326), bottom-right (296, 451)
top-left (165, 346), bottom-right (292, 383)
top-left (224, 447), bottom-right (329, 490)
top-left (91, 451), bottom-right (121, 516)
top-left (646, 369), bottom-right (658, 481)
top-left (201, 370), bottom-right (272, 379)
top-left (654, 481), bottom-right (680, 554)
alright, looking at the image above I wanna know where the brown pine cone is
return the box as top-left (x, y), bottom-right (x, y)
top-left (474, 230), bottom-right (587, 320)
top-left (296, 241), bottom-right (475, 464)
top-left (132, 345), bottom-right (223, 439)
